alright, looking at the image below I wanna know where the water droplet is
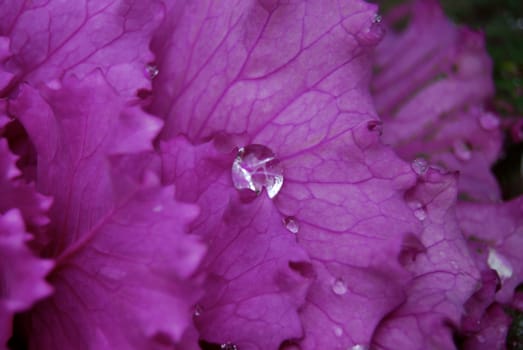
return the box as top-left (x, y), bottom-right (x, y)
top-left (145, 64), bottom-right (159, 79)
top-left (152, 205), bottom-right (163, 212)
top-left (334, 326), bottom-right (343, 337)
top-left (453, 140), bottom-right (472, 161)
top-left (411, 158), bottom-right (428, 175)
top-left (408, 201), bottom-right (427, 221)
top-left (193, 304), bottom-right (202, 317)
top-left (414, 208), bottom-right (427, 221)
top-left (487, 248), bottom-right (513, 283)
top-left (350, 345), bottom-right (368, 350)
top-left (231, 144), bottom-right (283, 199)
top-left (283, 216), bottom-right (299, 234)
top-left (331, 278), bottom-right (348, 295)
top-left (478, 113), bottom-right (500, 130)
top-left (221, 343), bottom-right (238, 350)
top-left (358, 14), bottom-right (385, 45)
top-left (46, 79), bottom-right (62, 90)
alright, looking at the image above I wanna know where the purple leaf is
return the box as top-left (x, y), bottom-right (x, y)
top-left (151, 0), bottom-right (384, 145)
top-left (161, 137), bottom-right (311, 350)
top-left (0, 139), bottom-right (51, 243)
top-left (9, 73), bottom-right (206, 349)
top-left (152, 1), bottom-right (429, 348)
top-left (457, 198), bottom-right (523, 304)
top-left (372, 0), bottom-right (502, 201)
top-left (463, 304), bottom-right (511, 350)
top-left (0, 209), bottom-right (53, 349)
top-left (0, 0), bottom-right (163, 97)
top-left (372, 169), bottom-right (479, 350)
top-left (10, 72), bottom-right (162, 254)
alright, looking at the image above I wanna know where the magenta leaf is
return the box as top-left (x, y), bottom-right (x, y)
top-left (0, 0), bottom-right (163, 97)
top-left (152, 1), bottom-right (433, 348)
top-left (9, 73), bottom-right (205, 349)
top-left (372, 0), bottom-right (502, 201)
top-left (463, 304), bottom-right (511, 350)
top-left (161, 137), bottom-right (311, 349)
top-left (0, 209), bottom-right (53, 349)
top-left (372, 169), bottom-right (479, 349)
top-left (457, 198), bottom-right (523, 304)
top-left (151, 0), bottom-right (384, 145)
top-left (9, 72), bottom-right (162, 254)
top-left (0, 139), bottom-right (50, 241)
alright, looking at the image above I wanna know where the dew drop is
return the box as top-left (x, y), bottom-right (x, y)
top-left (283, 216), bottom-right (299, 234)
top-left (453, 140), bottom-right (472, 161)
top-left (478, 113), bottom-right (500, 130)
top-left (358, 14), bottom-right (385, 45)
top-left (350, 345), bottom-right (368, 350)
top-left (331, 278), bottom-right (348, 295)
top-left (414, 208), bottom-right (427, 221)
top-left (193, 304), bottom-right (202, 317)
top-left (411, 158), bottom-right (428, 175)
top-left (334, 326), bottom-right (343, 337)
top-left (221, 343), bottom-right (238, 350)
top-left (408, 201), bottom-right (427, 221)
top-left (145, 64), bottom-right (159, 79)
top-left (231, 144), bottom-right (283, 199)
top-left (487, 248), bottom-right (513, 283)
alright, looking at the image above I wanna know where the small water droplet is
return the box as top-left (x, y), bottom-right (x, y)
top-left (334, 326), bottom-right (343, 337)
top-left (231, 144), bottom-right (283, 199)
top-left (145, 64), bottom-right (159, 79)
top-left (411, 158), bottom-right (428, 175)
top-left (193, 304), bottom-right (202, 317)
top-left (358, 14), bottom-right (385, 45)
top-left (487, 248), bottom-right (513, 283)
top-left (283, 216), bottom-right (299, 234)
top-left (350, 345), bottom-right (368, 350)
top-left (478, 113), bottom-right (500, 130)
top-left (453, 140), bottom-right (472, 161)
top-left (152, 205), bottom-right (163, 212)
top-left (331, 278), bottom-right (348, 295)
top-left (414, 208), bottom-right (427, 221)
top-left (221, 343), bottom-right (238, 350)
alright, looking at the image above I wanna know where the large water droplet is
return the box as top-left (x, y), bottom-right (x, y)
top-left (231, 144), bottom-right (283, 199)
top-left (487, 248), bottom-right (513, 283)
top-left (411, 158), bottom-right (428, 175)
top-left (145, 64), bottom-right (159, 79)
top-left (331, 278), bottom-right (348, 295)
top-left (283, 216), bottom-right (299, 234)
top-left (221, 343), bottom-right (238, 350)
top-left (453, 140), bottom-right (472, 161)
top-left (478, 113), bottom-right (500, 131)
